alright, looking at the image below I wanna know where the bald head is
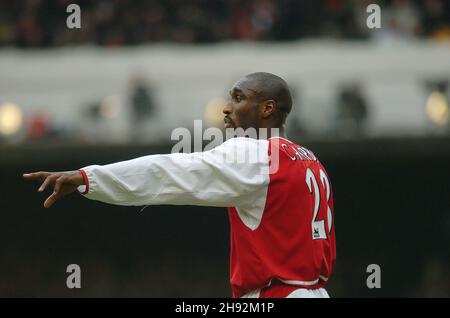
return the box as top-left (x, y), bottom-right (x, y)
top-left (245, 72), bottom-right (293, 119)
top-left (224, 72), bottom-right (293, 133)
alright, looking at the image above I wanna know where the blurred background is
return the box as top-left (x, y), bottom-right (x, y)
top-left (1, 0), bottom-right (450, 297)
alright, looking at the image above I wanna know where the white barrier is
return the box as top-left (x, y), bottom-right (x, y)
top-left (0, 40), bottom-right (449, 142)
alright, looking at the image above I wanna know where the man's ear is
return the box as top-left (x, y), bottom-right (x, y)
top-left (262, 100), bottom-right (276, 119)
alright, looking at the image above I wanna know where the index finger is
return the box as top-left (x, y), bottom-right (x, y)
top-left (23, 172), bottom-right (52, 181)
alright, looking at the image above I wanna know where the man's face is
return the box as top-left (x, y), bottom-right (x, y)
top-left (223, 77), bottom-right (261, 130)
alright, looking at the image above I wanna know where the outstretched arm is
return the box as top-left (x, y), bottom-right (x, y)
top-left (24, 138), bottom-right (270, 209)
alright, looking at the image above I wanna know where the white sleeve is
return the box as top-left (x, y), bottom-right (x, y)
top-left (78, 138), bottom-right (270, 208)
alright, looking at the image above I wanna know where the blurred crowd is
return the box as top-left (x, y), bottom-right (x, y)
top-left (0, 0), bottom-right (449, 47)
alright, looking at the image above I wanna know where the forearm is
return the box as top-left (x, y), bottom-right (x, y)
top-left (80, 154), bottom-right (175, 206)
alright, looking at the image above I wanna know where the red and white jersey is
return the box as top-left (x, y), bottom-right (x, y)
top-left (79, 136), bottom-right (336, 298)
top-left (228, 137), bottom-right (335, 298)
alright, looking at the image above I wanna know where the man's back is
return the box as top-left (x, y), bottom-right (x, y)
top-left (228, 137), bottom-right (336, 298)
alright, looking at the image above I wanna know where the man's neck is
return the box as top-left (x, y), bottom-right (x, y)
top-left (258, 125), bottom-right (287, 140)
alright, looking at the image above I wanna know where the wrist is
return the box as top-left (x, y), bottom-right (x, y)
top-left (78, 169), bottom-right (89, 194)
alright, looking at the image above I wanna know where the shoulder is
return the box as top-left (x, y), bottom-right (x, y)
top-left (212, 137), bottom-right (270, 166)
top-left (220, 137), bottom-right (269, 150)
